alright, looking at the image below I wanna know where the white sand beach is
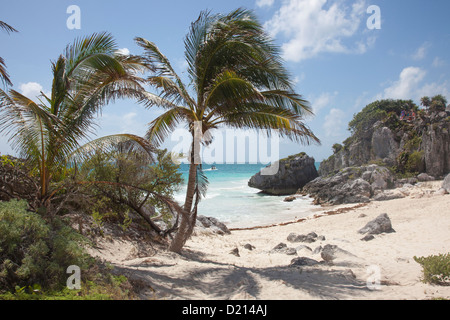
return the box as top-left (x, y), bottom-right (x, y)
top-left (88, 181), bottom-right (450, 300)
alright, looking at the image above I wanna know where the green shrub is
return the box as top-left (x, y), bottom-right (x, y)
top-left (414, 253), bottom-right (450, 286)
top-left (0, 199), bottom-right (92, 292)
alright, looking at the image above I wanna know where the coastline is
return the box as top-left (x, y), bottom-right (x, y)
top-left (88, 180), bottom-right (450, 300)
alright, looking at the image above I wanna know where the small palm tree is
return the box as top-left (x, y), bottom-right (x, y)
top-left (420, 96), bottom-right (431, 111)
top-left (0, 32), bottom-right (150, 206)
top-left (137, 8), bottom-right (320, 253)
top-left (0, 21), bottom-right (18, 87)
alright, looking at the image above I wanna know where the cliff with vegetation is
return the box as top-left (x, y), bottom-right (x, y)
top-left (319, 96), bottom-right (450, 179)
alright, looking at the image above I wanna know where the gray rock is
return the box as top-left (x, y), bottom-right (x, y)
top-left (443, 173), bottom-right (450, 193)
top-left (312, 246), bottom-right (323, 254)
top-left (361, 234), bottom-right (375, 241)
top-left (244, 243), bottom-right (255, 251)
top-left (304, 232), bottom-right (318, 243)
top-left (358, 213), bottom-right (395, 235)
top-left (320, 244), bottom-right (355, 263)
top-left (287, 233), bottom-right (306, 243)
top-left (290, 257), bottom-right (320, 267)
top-left (285, 248), bottom-right (297, 255)
top-left (417, 173), bottom-right (435, 182)
top-left (230, 248), bottom-right (240, 257)
top-left (248, 153), bottom-right (318, 195)
top-left (373, 190), bottom-right (405, 201)
top-left (196, 215), bottom-right (231, 235)
top-left (287, 232), bottom-right (318, 243)
top-left (302, 165), bottom-right (393, 205)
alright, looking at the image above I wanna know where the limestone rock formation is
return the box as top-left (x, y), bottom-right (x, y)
top-left (248, 153), bottom-right (318, 196)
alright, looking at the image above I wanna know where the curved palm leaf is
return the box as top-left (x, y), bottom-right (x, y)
top-left (0, 21), bottom-right (18, 87)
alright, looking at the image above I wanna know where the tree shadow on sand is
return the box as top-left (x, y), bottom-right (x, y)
top-left (113, 248), bottom-right (373, 300)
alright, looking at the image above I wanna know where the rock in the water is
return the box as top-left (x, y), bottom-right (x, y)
top-left (358, 213), bottom-right (395, 235)
top-left (283, 196), bottom-right (297, 202)
top-left (443, 173), bottom-right (450, 193)
top-left (248, 153), bottom-right (318, 195)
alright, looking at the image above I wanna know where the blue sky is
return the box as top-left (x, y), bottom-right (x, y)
top-left (1, 0), bottom-right (450, 162)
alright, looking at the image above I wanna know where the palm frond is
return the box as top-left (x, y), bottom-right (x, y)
top-left (135, 37), bottom-right (195, 109)
top-left (146, 106), bottom-right (191, 146)
top-left (0, 57), bottom-right (13, 87)
top-left (215, 105), bottom-right (320, 145)
top-left (0, 21), bottom-right (18, 34)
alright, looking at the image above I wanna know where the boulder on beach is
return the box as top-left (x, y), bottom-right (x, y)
top-left (358, 213), bottom-right (395, 235)
top-left (248, 153), bottom-right (318, 196)
top-left (443, 173), bottom-right (450, 193)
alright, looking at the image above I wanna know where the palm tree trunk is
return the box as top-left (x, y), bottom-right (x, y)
top-left (169, 138), bottom-right (199, 253)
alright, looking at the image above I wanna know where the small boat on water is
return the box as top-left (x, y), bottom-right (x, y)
top-left (211, 165), bottom-right (217, 170)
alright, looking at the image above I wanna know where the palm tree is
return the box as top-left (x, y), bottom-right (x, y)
top-left (0, 21), bottom-right (18, 87)
top-left (0, 32), bottom-right (150, 207)
top-left (137, 8), bottom-right (320, 253)
top-left (420, 96), bottom-right (431, 111)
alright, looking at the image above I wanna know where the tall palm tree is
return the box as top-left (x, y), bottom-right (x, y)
top-left (0, 32), bottom-right (150, 206)
top-left (137, 8), bottom-right (320, 253)
top-left (0, 21), bottom-right (18, 87)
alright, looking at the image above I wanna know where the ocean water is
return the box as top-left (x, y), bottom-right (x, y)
top-left (173, 163), bottom-right (320, 229)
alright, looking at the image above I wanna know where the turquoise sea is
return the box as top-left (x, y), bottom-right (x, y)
top-left (174, 163), bottom-right (320, 228)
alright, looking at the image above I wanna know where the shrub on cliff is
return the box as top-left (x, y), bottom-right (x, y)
top-left (348, 99), bottom-right (418, 135)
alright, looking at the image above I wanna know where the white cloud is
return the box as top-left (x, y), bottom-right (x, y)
top-left (323, 108), bottom-right (346, 137)
top-left (19, 82), bottom-right (44, 100)
top-left (432, 57), bottom-right (446, 68)
top-left (256, 0), bottom-right (275, 8)
top-left (311, 91), bottom-right (338, 114)
top-left (411, 42), bottom-right (430, 61)
top-left (264, 0), bottom-right (373, 62)
top-left (378, 66), bottom-right (450, 101)
top-left (116, 48), bottom-right (130, 56)
top-left (380, 67), bottom-right (426, 100)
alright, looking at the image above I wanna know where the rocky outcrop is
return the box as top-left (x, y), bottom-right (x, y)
top-left (319, 108), bottom-right (450, 179)
top-left (248, 153), bottom-right (318, 195)
top-left (300, 165), bottom-right (395, 205)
